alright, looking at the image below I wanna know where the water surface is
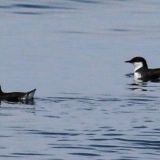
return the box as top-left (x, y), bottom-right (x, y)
top-left (0, 0), bottom-right (160, 160)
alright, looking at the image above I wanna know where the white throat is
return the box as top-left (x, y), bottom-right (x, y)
top-left (133, 62), bottom-right (143, 81)
top-left (133, 62), bottom-right (143, 72)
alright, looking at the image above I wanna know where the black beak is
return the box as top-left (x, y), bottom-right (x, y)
top-left (125, 60), bottom-right (131, 63)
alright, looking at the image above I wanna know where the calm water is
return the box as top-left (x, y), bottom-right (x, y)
top-left (0, 0), bottom-right (160, 159)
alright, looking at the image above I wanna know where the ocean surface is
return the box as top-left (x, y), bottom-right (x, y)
top-left (0, 0), bottom-right (160, 159)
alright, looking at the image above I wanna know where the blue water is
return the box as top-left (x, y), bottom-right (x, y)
top-left (0, 0), bottom-right (160, 159)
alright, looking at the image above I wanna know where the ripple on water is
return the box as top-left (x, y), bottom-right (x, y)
top-left (12, 3), bottom-right (74, 10)
top-left (69, 152), bottom-right (101, 157)
top-left (0, 92), bottom-right (159, 160)
top-left (23, 129), bottom-right (81, 137)
top-left (39, 94), bottom-right (121, 105)
top-left (69, 0), bottom-right (101, 4)
top-left (115, 138), bottom-right (160, 150)
top-left (0, 1), bottom-right (76, 15)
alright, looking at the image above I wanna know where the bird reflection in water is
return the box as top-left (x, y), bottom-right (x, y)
top-left (0, 98), bottom-right (35, 105)
top-left (126, 72), bottom-right (160, 91)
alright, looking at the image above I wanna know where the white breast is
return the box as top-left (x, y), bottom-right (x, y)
top-left (134, 72), bottom-right (142, 81)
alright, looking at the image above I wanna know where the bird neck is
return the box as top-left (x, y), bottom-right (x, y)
top-left (133, 62), bottom-right (144, 72)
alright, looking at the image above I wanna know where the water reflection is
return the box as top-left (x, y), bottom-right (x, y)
top-left (126, 72), bottom-right (148, 91)
top-left (0, 99), bottom-right (35, 105)
top-left (128, 82), bottom-right (148, 91)
top-left (127, 79), bottom-right (160, 92)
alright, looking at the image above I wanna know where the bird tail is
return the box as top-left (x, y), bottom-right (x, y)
top-left (22, 88), bottom-right (36, 100)
top-left (27, 89), bottom-right (36, 99)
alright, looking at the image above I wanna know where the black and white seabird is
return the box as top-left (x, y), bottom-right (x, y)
top-left (125, 56), bottom-right (160, 81)
top-left (0, 86), bottom-right (36, 102)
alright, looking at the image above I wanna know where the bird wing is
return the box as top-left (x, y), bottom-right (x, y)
top-left (148, 68), bottom-right (160, 79)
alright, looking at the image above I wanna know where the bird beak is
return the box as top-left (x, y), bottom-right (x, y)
top-left (125, 60), bottom-right (131, 63)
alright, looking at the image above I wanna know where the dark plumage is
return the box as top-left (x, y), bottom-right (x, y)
top-left (0, 86), bottom-right (36, 102)
top-left (125, 56), bottom-right (160, 81)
